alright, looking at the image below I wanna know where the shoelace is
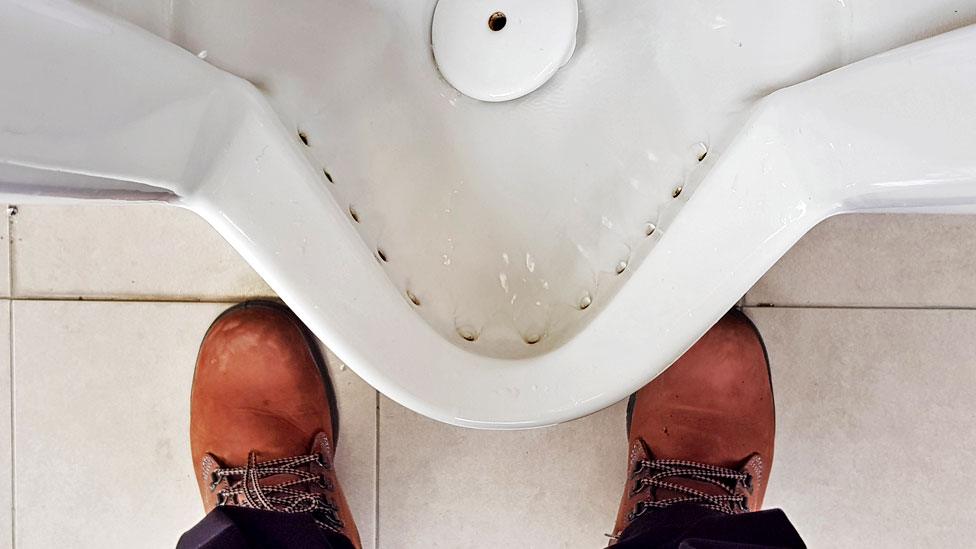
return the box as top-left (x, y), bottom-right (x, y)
top-left (627, 459), bottom-right (751, 520)
top-left (211, 451), bottom-right (344, 533)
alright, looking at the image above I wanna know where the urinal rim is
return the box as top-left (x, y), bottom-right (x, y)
top-left (4, 1), bottom-right (975, 430)
top-left (184, 24), bottom-right (976, 430)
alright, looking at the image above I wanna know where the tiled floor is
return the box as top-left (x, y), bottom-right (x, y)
top-left (1, 204), bottom-right (976, 548)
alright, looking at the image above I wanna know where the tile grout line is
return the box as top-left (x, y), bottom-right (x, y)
top-left (741, 304), bottom-right (976, 311)
top-left (373, 391), bottom-right (380, 549)
top-left (6, 296), bottom-right (976, 311)
top-left (8, 301), bottom-right (14, 549)
top-left (6, 206), bottom-right (13, 300)
top-left (5, 296), bottom-right (273, 304)
top-left (6, 205), bottom-right (13, 547)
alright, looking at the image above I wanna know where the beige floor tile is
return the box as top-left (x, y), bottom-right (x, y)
top-left (12, 301), bottom-right (376, 549)
top-left (0, 302), bottom-right (9, 549)
top-left (745, 214), bottom-right (976, 308)
top-left (377, 398), bottom-right (628, 549)
top-left (10, 203), bottom-right (274, 300)
top-left (747, 307), bottom-right (976, 548)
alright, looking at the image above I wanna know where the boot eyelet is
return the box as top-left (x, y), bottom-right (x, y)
top-left (208, 472), bottom-right (221, 491)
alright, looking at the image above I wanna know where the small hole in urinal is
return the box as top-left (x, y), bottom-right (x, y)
top-left (377, 248), bottom-right (388, 262)
top-left (488, 11), bottom-right (507, 31)
top-left (457, 326), bottom-right (479, 342)
top-left (644, 223), bottom-right (657, 237)
top-left (523, 333), bottom-right (543, 345)
top-left (349, 205), bottom-right (360, 223)
top-left (696, 142), bottom-right (709, 162)
top-left (578, 292), bottom-right (593, 310)
top-left (672, 186), bottom-right (683, 198)
top-left (406, 290), bottom-right (421, 306)
top-left (615, 259), bottom-right (628, 275)
top-left (298, 131), bottom-right (309, 146)
top-left (323, 169), bottom-right (334, 183)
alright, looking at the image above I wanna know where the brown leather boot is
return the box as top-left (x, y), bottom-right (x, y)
top-left (611, 309), bottom-right (775, 542)
top-left (190, 301), bottom-right (362, 548)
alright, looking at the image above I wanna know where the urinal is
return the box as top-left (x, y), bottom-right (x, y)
top-left (2, 0), bottom-right (975, 428)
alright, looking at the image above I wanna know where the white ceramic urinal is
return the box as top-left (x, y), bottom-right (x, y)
top-left (1, 0), bottom-right (975, 428)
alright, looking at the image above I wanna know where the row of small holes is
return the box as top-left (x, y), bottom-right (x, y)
top-left (300, 131), bottom-right (418, 314)
top-left (299, 127), bottom-right (694, 344)
top-left (300, 129), bottom-right (455, 337)
top-left (299, 129), bottom-right (335, 184)
top-left (301, 130), bottom-right (403, 295)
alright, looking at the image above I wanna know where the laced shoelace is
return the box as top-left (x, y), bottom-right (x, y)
top-left (211, 451), bottom-right (344, 533)
top-left (627, 459), bottom-right (751, 521)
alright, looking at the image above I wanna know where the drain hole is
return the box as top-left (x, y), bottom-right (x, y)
top-left (578, 292), bottom-right (593, 310)
top-left (323, 169), bottom-right (334, 183)
top-left (406, 290), bottom-right (421, 306)
top-left (488, 11), bottom-right (507, 31)
top-left (298, 130), bottom-right (309, 146)
top-left (615, 259), bottom-right (628, 275)
top-left (377, 248), bottom-right (388, 262)
top-left (457, 326), bottom-right (479, 342)
top-left (672, 186), bottom-right (683, 198)
top-left (644, 223), bottom-right (657, 237)
top-left (349, 205), bottom-right (360, 223)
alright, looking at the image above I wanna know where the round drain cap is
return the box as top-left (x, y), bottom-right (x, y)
top-left (432, 0), bottom-right (579, 102)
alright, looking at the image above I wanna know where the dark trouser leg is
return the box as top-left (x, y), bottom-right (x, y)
top-left (613, 504), bottom-right (806, 549)
top-left (176, 507), bottom-right (355, 549)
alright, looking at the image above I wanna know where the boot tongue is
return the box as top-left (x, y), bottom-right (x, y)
top-left (260, 472), bottom-right (304, 487)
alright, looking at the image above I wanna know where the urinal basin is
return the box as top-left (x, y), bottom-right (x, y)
top-left (2, 0), bottom-right (976, 428)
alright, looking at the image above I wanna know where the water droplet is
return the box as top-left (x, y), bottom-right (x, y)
top-left (501, 253), bottom-right (510, 265)
top-left (601, 216), bottom-right (614, 229)
top-left (442, 254), bottom-right (452, 266)
top-left (525, 253), bottom-right (535, 273)
top-left (499, 273), bottom-right (509, 293)
top-left (197, 50), bottom-right (208, 59)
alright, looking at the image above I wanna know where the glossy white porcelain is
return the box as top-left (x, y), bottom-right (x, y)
top-left (1, 0), bottom-right (975, 428)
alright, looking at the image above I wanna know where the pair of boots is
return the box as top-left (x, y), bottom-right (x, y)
top-left (187, 302), bottom-right (779, 548)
